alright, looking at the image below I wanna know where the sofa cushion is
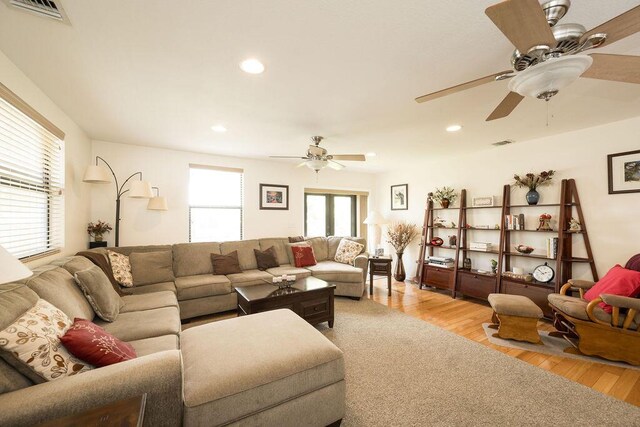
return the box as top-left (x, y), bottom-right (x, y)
top-left (181, 309), bottom-right (344, 426)
top-left (53, 256), bottom-right (95, 275)
top-left (220, 240), bottom-right (261, 271)
top-left (60, 318), bottom-right (136, 367)
top-left (74, 266), bottom-right (123, 322)
top-left (120, 291), bottom-right (178, 313)
top-left (265, 265), bottom-right (312, 278)
top-left (328, 236), bottom-right (366, 260)
top-left (128, 335), bottom-right (179, 357)
top-left (0, 299), bottom-right (92, 382)
top-left (0, 283), bottom-right (40, 330)
top-left (305, 236), bottom-right (329, 262)
top-left (258, 238), bottom-right (290, 265)
top-left (129, 251), bottom-right (175, 286)
top-left (24, 266), bottom-right (95, 322)
top-left (0, 357), bottom-right (32, 394)
top-left (172, 242), bottom-right (221, 277)
top-left (334, 238), bottom-right (365, 265)
top-left (95, 306), bottom-right (181, 342)
top-left (122, 281), bottom-right (176, 296)
top-left (548, 294), bottom-right (612, 323)
top-left (583, 265), bottom-right (640, 313)
top-left (306, 261), bottom-right (363, 283)
top-left (254, 247), bottom-right (279, 271)
top-left (211, 251), bottom-right (242, 275)
top-left (175, 275), bottom-right (232, 301)
top-left (226, 270), bottom-right (273, 287)
top-left (107, 250), bottom-right (133, 287)
top-left (106, 244), bottom-right (172, 256)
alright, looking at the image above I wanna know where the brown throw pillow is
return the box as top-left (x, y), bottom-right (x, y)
top-left (254, 247), bottom-right (279, 271)
top-left (288, 236), bottom-right (305, 243)
top-left (211, 251), bottom-right (242, 275)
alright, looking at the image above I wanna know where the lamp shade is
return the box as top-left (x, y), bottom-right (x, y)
top-left (129, 180), bottom-right (154, 198)
top-left (364, 211), bottom-right (387, 225)
top-left (508, 55), bottom-right (593, 99)
top-left (83, 165), bottom-right (112, 183)
top-left (0, 245), bottom-right (32, 284)
top-left (306, 159), bottom-right (327, 171)
top-left (147, 196), bottom-right (168, 211)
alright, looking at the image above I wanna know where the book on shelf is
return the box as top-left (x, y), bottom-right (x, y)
top-left (546, 237), bottom-right (558, 259)
top-left (504, 214), bottom-right (525, 230)
top-left (469, 242), bottom-right (492, 251)
top-left (427, 262), bottom-right (454, 269)
top-left (427, 256), bottom-right (455, 268)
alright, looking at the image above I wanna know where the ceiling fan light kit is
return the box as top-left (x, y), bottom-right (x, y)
top-left (270, 136), bottom-right (366, 173)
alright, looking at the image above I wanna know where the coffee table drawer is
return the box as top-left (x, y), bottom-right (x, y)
top-left (301, 298), bottom-right (330, 317)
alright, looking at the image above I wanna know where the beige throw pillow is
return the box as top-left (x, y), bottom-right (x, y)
top-left (107, 250), bottom-right (133, 287)
top-left (74, 266), bottom-right (123, 322)
top-left (0, 299), bottom-right (92, 382)
top-left (129, 251), bottom-right (174, 286)
top-left (334, 238), bottom-right (364, 265)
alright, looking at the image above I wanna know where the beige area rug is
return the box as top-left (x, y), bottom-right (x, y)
top-left (481, 323), bottom-right (640, 371)
top-left (317, 298), bottom-right (639, 426)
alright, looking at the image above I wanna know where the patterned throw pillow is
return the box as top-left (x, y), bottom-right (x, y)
top-left (0, 299), bottom-right (93, 382)
top-left (334, 238), bottom-right (364, 265)
top-left (292, 245), bottom-right (317, 268)
top-left (60, 318), bottom-right (136, 367)
top-left (107, 250), bottom-right (133, 287)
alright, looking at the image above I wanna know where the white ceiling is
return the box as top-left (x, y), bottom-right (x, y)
top-left (1, 0), bottom-right (639, 172)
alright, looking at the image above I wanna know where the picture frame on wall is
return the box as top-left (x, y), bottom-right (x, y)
top-left (260, 184), bottom-right (289, 210)
top-left (472, 196), bottom-right (494, 207)
top-left (391, 184), bottom-right (408, 210)
top-left (608, 150), bottom-right (640, 194)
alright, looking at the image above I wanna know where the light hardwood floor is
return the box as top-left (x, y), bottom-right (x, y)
top-left (368, 278), bottom-right (640, 407)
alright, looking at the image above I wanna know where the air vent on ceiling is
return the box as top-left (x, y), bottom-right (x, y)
top-left (492, 139), bottom-right (514, 147)
top-left (5, 0), bottom-right (70, 24)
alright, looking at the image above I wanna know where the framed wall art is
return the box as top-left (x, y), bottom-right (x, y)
top-left (608, 150), bottom-right (640, 194)
top-left (391, 184), bottom-right (408, 210)
top-left (260, 184), bottom-right (289, 210)
top-left (472, 196), bottom-right (494, 207)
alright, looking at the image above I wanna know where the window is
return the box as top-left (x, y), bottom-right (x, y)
top-left (304, 193), bottom-right (356, 237)
top-left (189, 165), bottom-right (243, 242)
top-left (0, 84), bottom-right (65, 260)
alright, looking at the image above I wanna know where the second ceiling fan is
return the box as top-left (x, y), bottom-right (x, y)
top-left (415, 0), bottom-right (640, 121)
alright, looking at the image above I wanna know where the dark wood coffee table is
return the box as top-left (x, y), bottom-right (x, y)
top-left (235, 276), bottom-right (335, 327)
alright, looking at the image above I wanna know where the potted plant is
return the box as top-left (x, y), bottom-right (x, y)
top-left (490, 259), bottom-right (498, 274)
top-left (512, 170), bottom-right (555, 205)
top-left (432, 187), bottom-right (457, 208)
top-left (386, 221), bottom-right (419, 281)
top-left (87, 220), bottom-right (112, 242)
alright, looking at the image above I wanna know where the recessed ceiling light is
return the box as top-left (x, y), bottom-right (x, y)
top-left (240, 58), bottom-right (265, 74)
top-left (211, 125), bottom-right (227, 133)
top-left (446, 124), bottom-right (463, 132)
top-left (366, 152), bottom-right (377, 157)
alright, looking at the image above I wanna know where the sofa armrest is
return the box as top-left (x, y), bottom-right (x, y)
top-left (601, 294), bottom-right (640, 312)
top-left (0, 350), bottom-right (183, 427)
top-left (560, 279), bottom-right (596, 298)
top-left (587, 296), bottom-right (640, 330)
top-left (354, 253), bottom-right (369, 282)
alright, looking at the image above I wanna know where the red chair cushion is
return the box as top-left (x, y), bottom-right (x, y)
top-left (291, 245), bottom-right (317, 268)
top-left (60, 318), bottom-right (137, 367)
top-left (583, 265), bottom-right (640, 313)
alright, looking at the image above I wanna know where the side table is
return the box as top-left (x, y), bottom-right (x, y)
top-left (368, 257), bottom-right (392, 296)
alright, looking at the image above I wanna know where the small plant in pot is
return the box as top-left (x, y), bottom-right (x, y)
top-left (512, 170), bottom-right (555, 205)
top-left (432, 187), bottom-right (457, 209)
top-left (87, 220), bottom-right (112, 242)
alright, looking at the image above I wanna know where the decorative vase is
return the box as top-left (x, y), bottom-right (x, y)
top-left (440, 198), bottom-right (450, 208)
top-left (526, 190), bottom-right (539, 205)
top-left (94, 233), bottom-right (103, 242)
top-left (394, 251), bottom-right (406, 282)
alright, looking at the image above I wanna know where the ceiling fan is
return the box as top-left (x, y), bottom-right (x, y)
top-left (269, 136), bottom-right (366, 173)
top-left (415, 0), bottom-right (640, 121)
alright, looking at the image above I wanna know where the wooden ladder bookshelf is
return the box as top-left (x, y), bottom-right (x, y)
top-left (415, 179), bottom-right (598, 318)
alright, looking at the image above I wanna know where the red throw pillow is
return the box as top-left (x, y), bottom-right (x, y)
top-left (292, 245), bottom-right (317, 268)
top-left (583, 265), bottom-right (640, 313)
top-left (60, 318), bottom-right (137, 367)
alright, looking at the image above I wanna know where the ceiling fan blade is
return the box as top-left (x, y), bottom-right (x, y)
top-left (486, 91), bottom-right (525, 121)
top-left (330, 154), bottom-right (366, 161)
top-left (485, 0), bottom-right (556, 53)
top-left (269, 155), bottom-right (308, 159)
top-left (581, 5), bottom-right (640, 47)
top-left (296, 161), bottom-right (308, 168)
top-left (415, 70), bottom-right (512, 103)
top-left (327, 160), bottom-right (345, 170)
top-left (581, 54), bottom-right (640, 84)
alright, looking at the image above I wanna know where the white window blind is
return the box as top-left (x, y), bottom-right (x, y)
top-left (0, 95), bottom-right (65, 260)
top-left (189, 165), bottom-right (243, 242)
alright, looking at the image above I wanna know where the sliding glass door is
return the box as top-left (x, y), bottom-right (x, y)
top-left (304, 193), bottom-right (356, 237)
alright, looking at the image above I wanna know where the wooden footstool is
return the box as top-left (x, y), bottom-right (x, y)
top-left (488, 293), bottom-right (543, 344)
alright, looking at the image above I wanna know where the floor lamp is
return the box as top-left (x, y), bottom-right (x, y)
top-left (363, 211), bottom-right (387, 255)
top-left (83, 156), bottom-right (154, 247)
top-left (0, 244), bottom-right (32, 284)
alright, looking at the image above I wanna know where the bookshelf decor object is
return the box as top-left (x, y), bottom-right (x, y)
top-left (414, 179), bottom-right (598, 318)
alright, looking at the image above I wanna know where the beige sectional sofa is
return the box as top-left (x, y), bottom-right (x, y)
top-left (0, 254), bottom-right (346, 426)
top-left (90, 236), bottom-right (368, 320)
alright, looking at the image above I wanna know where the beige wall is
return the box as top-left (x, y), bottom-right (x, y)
top-left (0, 50), bottom-right (92, 266)
top-left (376, 116), bottom-right (640, 281)
top-left (90, 140), bottom-right (376, 246)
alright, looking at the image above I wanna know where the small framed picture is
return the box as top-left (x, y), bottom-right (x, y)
top-left (472, 196), bottom-right (494, 207)
top-left (260, 184), bottom-right (289, 210)
top-left (608, 150), bottom-right (640, 194)
top-left (391, 184), bottom-right (408, 210)
top-left (375, 248), bottom-right (384, 257)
